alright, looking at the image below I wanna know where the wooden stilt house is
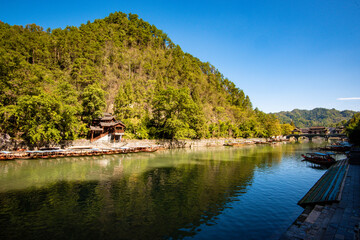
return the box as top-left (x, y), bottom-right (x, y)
top-left (89, 113), bottom-right (126, 142)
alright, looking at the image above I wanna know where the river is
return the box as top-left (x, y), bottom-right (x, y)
top-left (0, 142), bottom-right (333, 239)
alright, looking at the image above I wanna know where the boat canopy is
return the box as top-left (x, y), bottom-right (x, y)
top-left (311, 152), bottom-right (332, 156)
top-left (325, 152), bottom-right (335, 155)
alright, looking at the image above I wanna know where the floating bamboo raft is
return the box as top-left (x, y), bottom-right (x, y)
top-left (298, 159), bottom-right (349, 207)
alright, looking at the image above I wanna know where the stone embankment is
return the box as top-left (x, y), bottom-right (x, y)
top-left (0, 135), bottom-right (289, 150)
top-left (71, 137), bottom-right (287, 149)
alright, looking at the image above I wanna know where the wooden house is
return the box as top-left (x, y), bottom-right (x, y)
top-left (300, 128), bottom-right (309, 134)
top-left (308, 127), bottom-right (328, 135)
top-left (89, 113), bottom-right (126, 142)
top-left (291, 127), bottom-right (301, 134)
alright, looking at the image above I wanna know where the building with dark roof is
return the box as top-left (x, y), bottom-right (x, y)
top-left (308, 127), bottom-right (328, 135)
top-left (89, 113), bottom-right (126, 142)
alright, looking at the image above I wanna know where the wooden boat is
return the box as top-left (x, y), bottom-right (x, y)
top-left (0, 144), bottom-right (159, 161)
top-left (320, 142), bottom-right (352, 152)
top-left (301, 152), bottom-right (336, 167)
top-left (0, 151), bottom-right (16, 160)
top-left (320, 145), bottom-right (351, 152)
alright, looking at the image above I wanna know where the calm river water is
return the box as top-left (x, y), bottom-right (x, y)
top-left (0, 142), bottom-right (331, 239)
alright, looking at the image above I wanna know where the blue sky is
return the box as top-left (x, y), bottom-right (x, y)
top-left (1, 0), bottom-right (360, 113)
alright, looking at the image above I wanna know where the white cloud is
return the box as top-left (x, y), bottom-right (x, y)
top-left (337, 97), bottom-right (360, 101)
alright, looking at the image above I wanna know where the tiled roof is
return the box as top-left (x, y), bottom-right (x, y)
top-left (309, 127), bottom-right (327, 129)
top-left (101, 116), bottom-right (116, 121)
top-left (100, 121), bottom-right (125, 127)
top-left (90, 126), bottom-right (103, 131)
top-left (100, 122), bottom-right (117, 127)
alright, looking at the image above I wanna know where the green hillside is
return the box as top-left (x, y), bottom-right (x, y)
top-left (0, 12), bottom-right (291, 146)
top-left (273, 108), bottom-right (357, 128)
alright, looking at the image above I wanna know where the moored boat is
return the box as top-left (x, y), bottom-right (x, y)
top-left (0, 151), bottom-right (15, 160)
top-left (319, 142), bottom-right (352, 152)
top-left (301, 152), bottom-right (336, 167)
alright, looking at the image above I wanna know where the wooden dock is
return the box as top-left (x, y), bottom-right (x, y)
top-left (298, 159), bottom-right (349, 207)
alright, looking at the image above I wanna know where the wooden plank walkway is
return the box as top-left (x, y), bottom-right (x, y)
top-left (298, 159), bottom-right (349, 207)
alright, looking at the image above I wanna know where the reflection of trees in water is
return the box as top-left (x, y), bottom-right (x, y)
top-left (0, 143), bottom-right (316, 239)
top-left (0, 153), bottom-right (260, 239)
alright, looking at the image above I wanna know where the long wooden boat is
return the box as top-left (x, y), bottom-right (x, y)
top-left (320, 142), bottom-right (352, 152)
top-left (0, 145), bottom-right (161, 160)
top-left (0, 151), bottom-right (16, 160)
top-left (301, 152), bottom-right (336, 167)
top-left (320, 145), bottom-right (351, 152)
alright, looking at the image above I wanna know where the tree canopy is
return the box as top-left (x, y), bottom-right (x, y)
top-left (345, 113), bottom-right (360, 146)
top-left (0, 11), bottom-right (292, 145)
top-left (274, 108), bottom-right (357, 128)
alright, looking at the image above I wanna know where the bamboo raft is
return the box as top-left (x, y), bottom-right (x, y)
top-left (298, 159), bottom-right (349, 207)
top-left (0, 146), bottom-right (159, 161)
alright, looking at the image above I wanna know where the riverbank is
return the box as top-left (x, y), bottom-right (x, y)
top-left (0, 137), bottom-right (291, 160)
top-left (75, 137), bottom-right (286, 149)
top-left (0, 135), bottom-right (289, 151)
top-left (281, 149), bottom-right (360, 240)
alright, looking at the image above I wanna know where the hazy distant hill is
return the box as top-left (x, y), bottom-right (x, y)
top-left (273, 108), bottom-right (358, 128)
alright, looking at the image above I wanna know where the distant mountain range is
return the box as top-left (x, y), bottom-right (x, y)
top-left (273, 108), bottom-right (358, 128)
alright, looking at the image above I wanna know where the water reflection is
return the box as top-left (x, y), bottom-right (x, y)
top-left (0, 144), bottom-right (323, 239)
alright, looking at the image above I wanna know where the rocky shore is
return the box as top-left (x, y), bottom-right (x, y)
top-left (0, 133), bottom-right (289, 151)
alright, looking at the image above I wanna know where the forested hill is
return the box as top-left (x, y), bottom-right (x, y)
top-left (273, 108), bottom-right (358, 128)
top-left (0, 12), bottom-right (292, 146)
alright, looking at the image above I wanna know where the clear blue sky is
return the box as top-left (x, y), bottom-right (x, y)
top-left (1, 0), bottom-right (360, 113)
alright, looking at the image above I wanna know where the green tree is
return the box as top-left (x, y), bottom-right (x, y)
top-left (81, 83), bottom-right (106, 124)
top-left (281, 123), bottom-right (294, 136)
top-left (152, 87), bottom-right (206, 139)
top-left (15, 93), bottom-right (62, 146)
top-left (345, 113), bottom-right (360, 145)
top-left (56, 82), bottom-right (85, 140)
top-left (114, 82), bottom-right (135, 119)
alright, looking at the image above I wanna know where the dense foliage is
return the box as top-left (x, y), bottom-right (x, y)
top-left (0, 12), bottom-right (290, 145)
top-left (274, 108), bottom-right (357, 128)
top-left (345, 113), bottom-right (360, 146)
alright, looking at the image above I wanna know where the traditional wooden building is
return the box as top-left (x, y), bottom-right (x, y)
top-left (89, 113), bottom-right (126, 142)
top-left (291, 127), bottom-right (301, 134)
top-left (308, 127), bottom-right (328, 135)
top-left (300, 128), bottom-right (309, 134)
